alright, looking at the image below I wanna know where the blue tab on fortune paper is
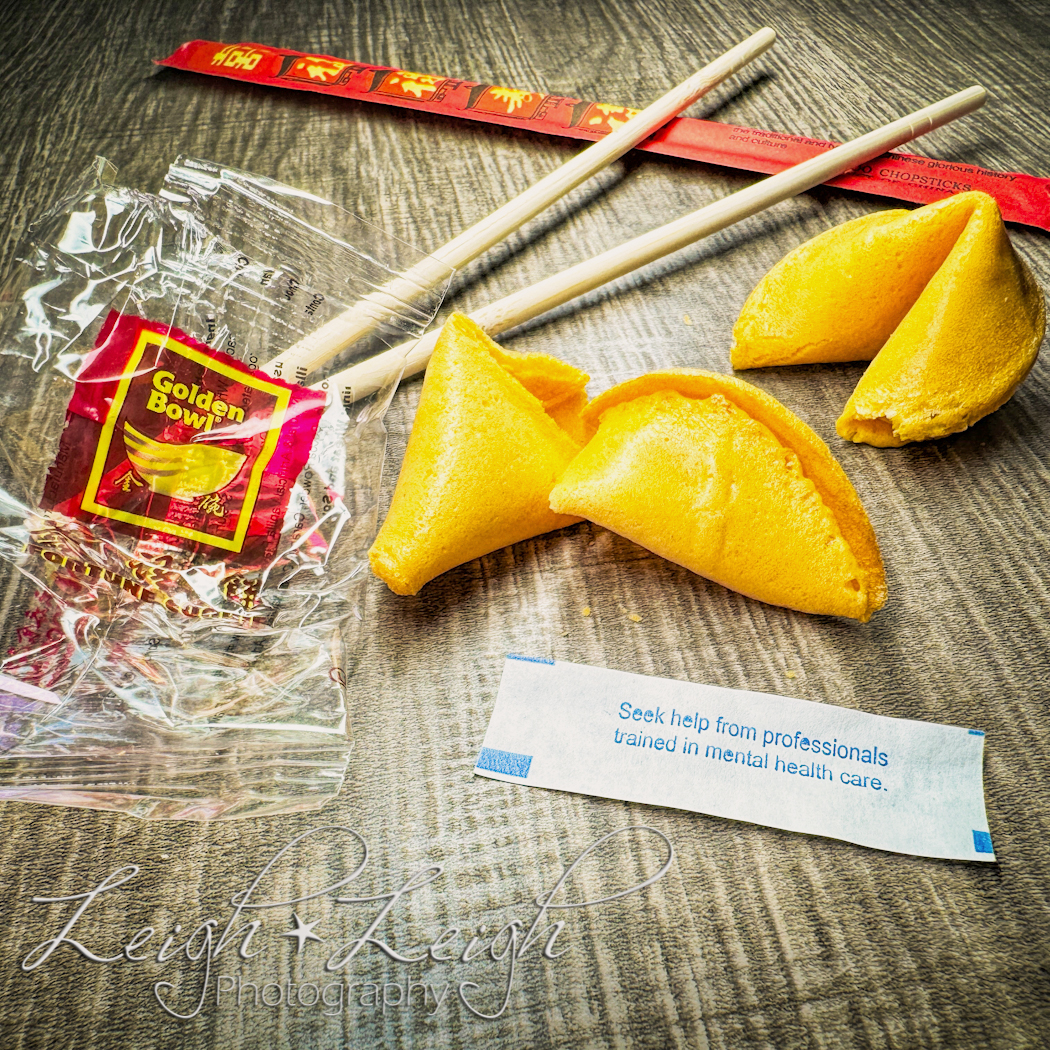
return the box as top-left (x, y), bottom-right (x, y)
top-left (474, 657), bottom-right (995, 862)
top-left (476, 746), bottom-right (532, 779)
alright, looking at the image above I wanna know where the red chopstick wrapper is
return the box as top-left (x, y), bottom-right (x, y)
top-left (157, 40), bottom-right (1050, 231)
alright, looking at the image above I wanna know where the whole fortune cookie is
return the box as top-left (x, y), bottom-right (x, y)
top-left (369, 313), bottom-right (589, 595)
top-left (549, 371), bottom-right (887, 622)
top-left (730, 191), bottom-right (1045, 446)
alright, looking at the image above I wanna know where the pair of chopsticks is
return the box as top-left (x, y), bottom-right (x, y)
top-left (266, 28), bottom-right (985, 401)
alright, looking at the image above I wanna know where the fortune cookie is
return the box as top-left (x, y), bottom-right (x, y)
top-left (369, 313), bottom-right (589, 595)
top-left (549, 371), bottom-right (886, 621)
top-left (731, 192), bottom-right (1045, 446)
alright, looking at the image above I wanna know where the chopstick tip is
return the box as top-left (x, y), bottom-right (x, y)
top-left (957, 84), bottom-right (988, 114)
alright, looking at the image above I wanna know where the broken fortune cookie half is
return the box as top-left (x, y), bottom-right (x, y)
top-left (730, 191), bottom-right (1045, 446)
top-left (369, 313), bottom-right (589, 595)
top-left (548, 371), bottom-right (887, 621)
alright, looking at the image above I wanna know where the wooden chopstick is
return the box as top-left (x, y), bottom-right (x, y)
top-left (264, 27), bottom-right (777, 380)
top-left (324, 85), bottom-right (987, 403)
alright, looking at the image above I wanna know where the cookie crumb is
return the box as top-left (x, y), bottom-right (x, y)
top-left (786, 671), bottom-right (797, 679)
top-left (682, 313), bottom-right (693, 325)
top-left (581, 606), bottom-right (592, 617)
top-left (628, 613), bottom-right (642, 623)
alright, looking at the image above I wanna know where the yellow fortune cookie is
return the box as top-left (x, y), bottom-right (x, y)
top-left (549, 371), bottom-right (886, 621)
top-left (731, 196), bottom-right (974, 367)
top-left (731, 191), bottom-right (1044, 446)
top-left (369, 313), bottom-right (589, 595)
top-left (838, 194), bottom-right (1044, 445)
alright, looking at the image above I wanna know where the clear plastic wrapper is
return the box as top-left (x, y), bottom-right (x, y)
top-left (0, 157), bottom-right (451, 818)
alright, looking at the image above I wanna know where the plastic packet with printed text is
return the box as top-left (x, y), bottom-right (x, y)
top-left (0, 157), bottom-right (451, 819)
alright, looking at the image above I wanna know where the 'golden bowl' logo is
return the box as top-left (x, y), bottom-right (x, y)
top-left (144, 369), bottom-right (246, 430)
top-left (42, 314), bottom-right (327, 563)
top-left (123, 423), bottom-right (247, 502)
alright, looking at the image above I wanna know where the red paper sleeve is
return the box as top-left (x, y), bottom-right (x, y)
top-left (157, 40), bottom-right (1050, 231)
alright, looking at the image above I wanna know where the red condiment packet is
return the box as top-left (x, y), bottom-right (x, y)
top-left (157, 40), bottom-right (1050, 231)
top-left (41, 311), bottom-right (326, 568)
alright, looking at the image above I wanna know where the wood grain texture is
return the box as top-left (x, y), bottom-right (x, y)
top-left (0, 0), bottom-right (1048, 1047)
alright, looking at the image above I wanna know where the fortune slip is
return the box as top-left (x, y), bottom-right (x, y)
top-left (475, 656), bottom-right (995, 862)
top-left (159, 40), bottom-right (1050, 230)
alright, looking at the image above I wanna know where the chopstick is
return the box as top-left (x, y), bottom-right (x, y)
top-left (325, 85), bottom-right (987, 403)
top-left (264, 27), bottom-right (777, 380)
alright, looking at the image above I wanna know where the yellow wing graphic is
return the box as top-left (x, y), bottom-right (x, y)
top-left (123, 422), bottom-right (246, 502)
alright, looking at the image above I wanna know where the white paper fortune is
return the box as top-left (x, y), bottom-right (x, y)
top-left (475, 656), bottom-right (995, 862)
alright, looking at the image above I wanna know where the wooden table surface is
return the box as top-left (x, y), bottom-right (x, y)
top-left (1, 1), bottom-right (1048, 1047)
